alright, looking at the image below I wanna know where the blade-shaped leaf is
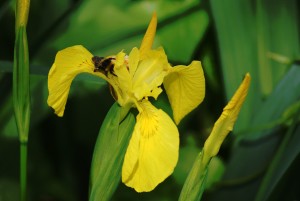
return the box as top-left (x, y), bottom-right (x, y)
top-left (208, 64), bottom-right (300, 201)
top-left (242, 64), bottom-right (300, 140)
top-left (89, 102), bottom-right (135, 201)
top-left (210, 0), bottom-right (299, 132)
top-left (179, 151), bottom-right (208, 201)
top-left (254, 117), bottom-right (300, 201)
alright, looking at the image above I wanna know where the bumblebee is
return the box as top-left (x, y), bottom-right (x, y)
top-left (92, 56), bottom-right (116, 76)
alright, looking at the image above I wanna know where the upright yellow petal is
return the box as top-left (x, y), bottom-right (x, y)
top-left (163, 61), bottom-right (205, 125)
top-left (128, 47), bottom-right (140, 78)
top-left (112, 51), bottom-right (130, 91)
top-left (203, 73), bottom-right (251, 164)
top-left (47, 45), bottom-right (106, 116)
top-left (132, 47), bottom-right (168, 101)
top-left (140, 12), bottom-right (157, 59)
top-left (122, 101), bottom-right (179, 192)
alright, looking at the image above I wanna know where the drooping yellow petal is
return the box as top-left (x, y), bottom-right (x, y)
top-left (140, 12), bottom-right (157, 59)
top-left (122, 101), bottom-right (179, 192)
top-left (163, 61), bottom-right (205, 125)
top-left (47, 45), bottom-right (106, 116)
top-left (203, 73), bottom-right (251, 164)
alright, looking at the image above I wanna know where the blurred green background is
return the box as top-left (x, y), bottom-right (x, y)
top-left (1, 0), bottom-right (299, 200)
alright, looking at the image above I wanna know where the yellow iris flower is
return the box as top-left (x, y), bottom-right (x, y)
top-left (47, 13), bottom-right (205, 192)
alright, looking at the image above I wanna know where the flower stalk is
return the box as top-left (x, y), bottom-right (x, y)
top-left (13, 0), bottom-right (30, 200)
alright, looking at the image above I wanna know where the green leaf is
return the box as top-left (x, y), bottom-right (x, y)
top-left (89, 102), bottom-right (135, 201)
top-left (254, 114), bottom-right (300, 201)
top-left (242, 64), bottom-right (300, 140)
top-left (33, 0), bottom-right (207, 65)
top-left (210, 0), bottom-right (300, 132)
top-left (159, 10), bottom-right (209, 64)
top-left (179, 151), bottom-right (208, 201)
top-left (208, 64), bottom-right (300, 201)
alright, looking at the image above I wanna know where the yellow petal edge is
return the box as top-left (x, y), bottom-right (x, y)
top-left (203, 73), bottom-right (251, 164)
top-left (164, 61), bottom-right (205, 125)
top-left (48, 45), bottom-right (98, 117)
top-left (122, 101), bottom-right (179, 192)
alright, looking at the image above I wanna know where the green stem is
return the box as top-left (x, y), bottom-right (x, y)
top-left (14, 0), bottom-right (31, 200)
top-left (20, 141), bottom-right (28, 201)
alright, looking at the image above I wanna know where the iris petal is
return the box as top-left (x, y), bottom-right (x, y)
top-left (122, 101), bottom-right (179, 192)
top-left (132, 48), bottom-right (168, 101)
top-left (112, 51), bottom-right (131, 96)
top-left (128, 47), bottom-right (140, 78)
top-left (47, 45), bottom-right (106, 116)
top-left (163, 61), bottom-right (205, 124)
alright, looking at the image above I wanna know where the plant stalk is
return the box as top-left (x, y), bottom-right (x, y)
top-left (20, 142), bottom-right (28, 201)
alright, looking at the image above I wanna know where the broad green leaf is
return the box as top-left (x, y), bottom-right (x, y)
top-left (33, 0), bottom-right (206, 65)
top-left (210, 0), bottom-right (258, 132)
top-left (210, 0), bottom-right (299, 132)
top-left (158, 10), bottom-right (209, 64)
top-left (255, 0), bottom-right (299, 96)
top-left (89, 102), bottom-right (135, 201)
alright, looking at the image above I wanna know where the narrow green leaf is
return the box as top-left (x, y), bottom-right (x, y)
top-left (242, 64), bottom-right (300, 140)
top-left (179, 151), bottom-right (208, 201)
top-left (89, 102), bottom-right (135, 201)
top-left (254, 109), bottom-right (300, 201)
